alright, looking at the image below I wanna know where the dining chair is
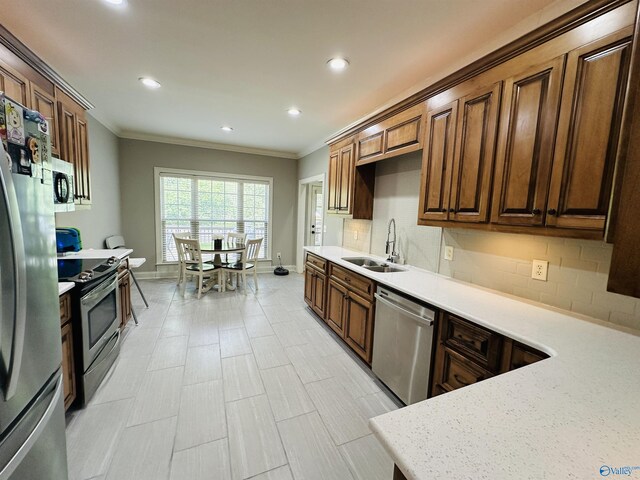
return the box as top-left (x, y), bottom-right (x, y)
top-left (221, 238), bottom-right (263, 294)
top-left (175, 236), bottom-right (220, 299)
top-left (225, 232), bottom-right (247, 264)
top-left (173, 233), bottom-right (189, 285)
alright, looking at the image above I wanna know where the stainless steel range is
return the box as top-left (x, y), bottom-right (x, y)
top-left (58, 256), bottom-right (121, 406)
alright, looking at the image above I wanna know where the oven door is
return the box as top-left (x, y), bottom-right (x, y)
top-left (80, 274), bottom-right (120, 371)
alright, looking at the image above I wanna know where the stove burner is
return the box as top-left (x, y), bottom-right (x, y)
top-left (78, 270), bottom-right (94, 282)
top-left (106, 256), bottom-right (117, 266)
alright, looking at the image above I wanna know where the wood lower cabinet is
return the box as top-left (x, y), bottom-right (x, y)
top-left (491, 56), bottom-right (565, 227)
top-left (304, 252), bottom-right (328, 319)
top-left (343, 290), bottom-right (374, 363)
top-left (118, 262), bottom-right (132, 329)
top-left (59, 292), bottom-right (76, 411)
top-left (326, 279), bottom-right (348, 337)
top-left (431, 311), bottom-right (548, 398)
top-left (547, 29), bottom-right (632, 231)
top-left (325, 263), bottom-right (375, 363)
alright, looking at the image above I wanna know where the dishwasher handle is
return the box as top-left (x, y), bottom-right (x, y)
top-left (374, 293), bottom-right (434, 327)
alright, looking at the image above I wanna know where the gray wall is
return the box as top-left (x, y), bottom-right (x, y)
top-left (55, 115), bottom-right (122, 248)
top-left (297, 145), bottom-right (343, 247)
top-left (119, 139), bottom-right (298, 272)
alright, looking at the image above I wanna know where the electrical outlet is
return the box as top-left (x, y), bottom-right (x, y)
top-left (444, 246), bottom-right (454, 261)
top-left (531, 259), bottom-right (548, 281)
top-left (353, 231), bottom-right (358, 240)
top-left (276, 252), bottom-right (282, 259)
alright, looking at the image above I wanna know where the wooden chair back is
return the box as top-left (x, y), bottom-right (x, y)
top-left (243, 238), bottom-right (263, 264)
top-left (227, 232), bottom-right (247, 244)
top-left (174, 236), bottom-right (204, 269)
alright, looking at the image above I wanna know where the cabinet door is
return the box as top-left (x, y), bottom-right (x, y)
top-left (31, 84), bottom-right (59, 156)
top-left (449, 82), bottom-right (501, 223)
top-left (357, 128), bottom-right (384, 164)
top-left (337, 144), bottom-right (354, 212)
top-left (343, 291), bottom-right (374, 363)
top-left (76, 115), bottom-right (91, 204)
top-left (326, 279), bottom-right (347, 337)
top-left (327, 151), bottom-right (339, 211)
top-left (547, 31), bottom-right (632, 231)
top-left (119, 272), bottom-right (132, 329)
top-left (58, 102), bottom-right (79, 198)
top-left (312, 272), bottom-right (327, 319)
top-left (418, 101), bottom-right (458, 221)
top-left (304, 267), bottom-right (315, 307)
top-left (61, 322), bottom-right (76, 410)
top-left (0, 60), bottom-right (30, 106)
top-left (432, 346), bottom-right (493, 396)
top-left (491, 56), bottom-right (564, 226)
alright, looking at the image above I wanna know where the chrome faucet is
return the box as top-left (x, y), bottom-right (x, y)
top-left (385, 218), bottom-right (399, 263)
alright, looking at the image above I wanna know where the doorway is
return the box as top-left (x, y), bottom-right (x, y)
top-left (296, 174), bottom-right (325, 273)
top-left (305, 182), bottom-right (323, 247)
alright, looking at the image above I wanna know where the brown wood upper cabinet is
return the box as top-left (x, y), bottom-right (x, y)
top-left (356, 104), bottom-right (424, 165)
top-left (491, 56), bottom-right (565, 226)
top-left (30, 84), bottom-right (60, 156)
top-left (327, 138), bottom-right (375, 219)
top-left (419, 81), bottom-right (501, 223)
top-left (0, 59), bottom-right (30, 106)
top-left (57, 88), bottom-right (91, 206)
top-left (547, 30), bottom-right (632, 231)
top-left (449, 82), bottom-right (501, 223)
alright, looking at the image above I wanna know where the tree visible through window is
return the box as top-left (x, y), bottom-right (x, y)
top-left (159, 172), bottom-right (271, 262)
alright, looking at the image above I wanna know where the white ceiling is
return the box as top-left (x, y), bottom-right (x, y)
top-left (3, 0), bottom-right (584, 157)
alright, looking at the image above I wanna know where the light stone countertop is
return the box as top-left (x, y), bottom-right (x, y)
top-left (58, 282), bottom-right (75, 296)
top-left (58, 248), bottom-right (133, 260)
top-left (305, 246), bottom-right (640, 480)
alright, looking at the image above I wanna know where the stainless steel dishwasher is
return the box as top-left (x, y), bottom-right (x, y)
top-left (372, 286), bottom-right (436, 405)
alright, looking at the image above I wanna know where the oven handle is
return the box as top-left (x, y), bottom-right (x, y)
top-left (374, 293), bottom-right (434, 327)
top-left (85, 330), bottom-right (120, 376)
top-left (81, 275), bottom-right (118, 306)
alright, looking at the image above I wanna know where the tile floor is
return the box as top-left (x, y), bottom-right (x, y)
top-left (65, 273), bottom-right (400, 480)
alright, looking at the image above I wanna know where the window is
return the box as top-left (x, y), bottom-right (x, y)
top-left (155, 168), bottom-right (272, 263)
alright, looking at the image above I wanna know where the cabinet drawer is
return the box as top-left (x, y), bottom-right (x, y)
top-left (358, 131), bottom-right (384, 162)
top-left (59, 292), bottom-right (71, 326)
top-left (305, 252), bottom-right (327, 273)
top-left (442, 313), bottom-right (502, 372)
top-left (439, 346), bottom-right (493, 392)
top-left (329, 263), bottom-right (374, 299)
top-left (385, 114), bottom-right (421, 154)
top-left (508, 341), bottom-right (547, 371)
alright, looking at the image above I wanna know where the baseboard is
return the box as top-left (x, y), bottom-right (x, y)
top-left (134, 264), bottom-right (297, 280)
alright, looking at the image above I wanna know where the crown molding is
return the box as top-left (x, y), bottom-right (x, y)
top-left (118, 130), bottom-right (299, 159)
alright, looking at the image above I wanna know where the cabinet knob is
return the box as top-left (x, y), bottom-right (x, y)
top-left (547, 208), bottom-right (557, 216)
top-left (532, 208), bottom-right (541, 215)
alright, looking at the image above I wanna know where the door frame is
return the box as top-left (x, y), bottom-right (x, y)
top-left (296, 174), bottom-right (325, 273)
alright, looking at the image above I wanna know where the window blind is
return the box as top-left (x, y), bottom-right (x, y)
top-left (158, 171), bottom-right (271, 263)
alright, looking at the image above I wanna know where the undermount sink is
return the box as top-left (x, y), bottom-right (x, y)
top-left (365, 265), bottom-right (407, 273)
top-left (341, 257), bottom-right (407, 273)
top-left (342, 257), bottom-right (383, 267)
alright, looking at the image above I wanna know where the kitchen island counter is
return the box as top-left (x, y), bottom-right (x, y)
top-left (305, 246), bottom-right (640, 480)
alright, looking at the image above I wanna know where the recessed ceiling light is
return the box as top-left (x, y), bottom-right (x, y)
top-left (221, 126), bottom-right (233, 132)
top-left (287, 108), bottom-right (302, 116)
top-left (139, 77), bottom-right (161, 89)
top-left (104, 0), bottom-right (125, 5)
top-left (327, 57), bottom-right (349, 72)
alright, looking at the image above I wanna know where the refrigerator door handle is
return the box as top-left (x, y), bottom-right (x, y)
top-left (0, 147), bottom-right (28, 400)
top-left (0, 375), bottom-right (63, 480)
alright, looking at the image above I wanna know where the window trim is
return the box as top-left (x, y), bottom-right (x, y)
top-left (154, 166), bottom-right (274, 265)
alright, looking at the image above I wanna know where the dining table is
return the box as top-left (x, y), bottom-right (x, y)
top-left (200, 240), bottom-right (246, 291)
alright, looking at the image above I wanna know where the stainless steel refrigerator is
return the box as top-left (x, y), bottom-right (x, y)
top-left (0, 95), bottom-right (68, 479)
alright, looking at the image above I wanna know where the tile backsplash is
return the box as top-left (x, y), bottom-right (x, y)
top-left (337, 151), bottom-right (640, 332)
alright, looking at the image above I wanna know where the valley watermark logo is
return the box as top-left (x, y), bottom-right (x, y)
top-left (600, 464), bottom-right (640, 476)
